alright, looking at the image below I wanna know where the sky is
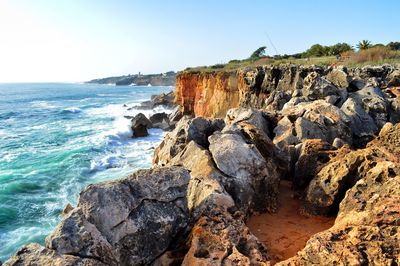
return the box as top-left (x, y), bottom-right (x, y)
top-left (0, 0), bottom-right (399, 82)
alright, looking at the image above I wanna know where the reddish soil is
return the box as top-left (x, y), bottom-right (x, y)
top-left (247, 180), bottom-right (335, 264)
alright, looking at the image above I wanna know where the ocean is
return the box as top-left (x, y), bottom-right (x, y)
top-left (0, 83), bottom-right (173, 262)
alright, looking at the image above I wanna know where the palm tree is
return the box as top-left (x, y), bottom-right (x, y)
top-left (357, 40), bottom-right (372, 50)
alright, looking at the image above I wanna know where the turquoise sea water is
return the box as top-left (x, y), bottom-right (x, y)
top-left (0, 83), bottom-right (172, 262)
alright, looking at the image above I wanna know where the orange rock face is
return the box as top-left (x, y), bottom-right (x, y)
top-left (175, 71), bottom-right (247, 118)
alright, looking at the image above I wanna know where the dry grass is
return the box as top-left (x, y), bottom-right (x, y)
top-left (183, 48), bottom-right (400, 74)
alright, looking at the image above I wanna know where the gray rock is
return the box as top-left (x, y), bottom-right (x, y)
top-left (3, 243), bottom-right (106, 266)
top-left (302, 72), bottom-right (342, 101)
top-left (149, 112), bottom-right (171, 130)
top-left (153, 117), bottom-right (224, 166)
top-left (46, 167), bottom-right (190, 266)
top-left (326, 66), bottom-right (351, 88)
top-left (131, 113), bottom-right (152, 137)
top-left (209, 132), bottom-right (280, 213)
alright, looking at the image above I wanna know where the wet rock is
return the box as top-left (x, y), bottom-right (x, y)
top-left (209, 132), bottom-right (280, 214)
top-left (62, 203), bottom-right (73, 217)
top-left (151, 91), bottom-right (175, 108)
top-left (131, 113), bottom-right (152, 137)
top-left (149, 112), bottom-right (171, 130)
top-left (46, 167), bottom-right (190, 266)
top-left (168, 105), bottom-right (184, 127)
top-left (134, 91), bottom-right (175, 110)
top-left (153, 117), bottom-right (224, 166)
top-left (3, 243), bottom-right (106, 266)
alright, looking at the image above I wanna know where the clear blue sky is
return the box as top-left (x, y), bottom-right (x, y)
top-left (0, 0), bottom-right (399, 82)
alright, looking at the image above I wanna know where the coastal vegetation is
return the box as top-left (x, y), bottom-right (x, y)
top-left (184, 40), bottom-right (400, 73)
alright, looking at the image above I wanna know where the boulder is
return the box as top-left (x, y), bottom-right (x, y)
top-left (303, 123), bottom-right (400, 215)
top-left (168, 105), bottom-right (184, 127)
top-left (151, 91), bottom-right (175, 108)
top-left (386, 69), bottom-right (400, 87)
top-left (3, 243), bottom-right (106, 266)
top-left (209, 132), bottom-right (280, 214)
top-left (131, 113), bottom-right (152, 137)
top-left (276, 100), bottom-right (352, 146)
top-left (301, 72), bottom-right (342, 101)
top-left (326, 66), bottom-right (351, 88)
top-left (293, 139), bottom-right (335, 190)
top-left (153, 117), bottom-right (224, 166)
top-left (169, 141), bottom-right (234, 218)
top-left (46, 167), bottom-right (190, 266)
top-left (352, 87), bottom-right (389, 128)
top-left (149, 112), bottom-right (171, 130)
top-left (223, 107), bottom-right (271, 139)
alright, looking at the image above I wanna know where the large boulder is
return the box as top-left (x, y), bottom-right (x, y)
top-left (149, 112), bottom-right (171, 130)
top-left (131, 113), bottom-right (152, 137)
top-left (3, 243), bottom-right (106, 266)
top-left (209, 132), bottom-right (280, 214)
top-left (301, 72), bottom-right (344, 103)
top-left (46, 167), bottom-right (190, 266)
top-left (169, 141), bottom-right (234, 219)
top-left (293, 139), bottom-right (336, 190)
top-left (326, 66), bottom-right (352, 89)
top-left (153, 117), bottom-right (224, 166)
top-left (303, 123), bottom-right (400, 215)
top-left (275, 100), bottom-right (352, 147)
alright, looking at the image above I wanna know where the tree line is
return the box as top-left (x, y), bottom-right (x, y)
top-left (249, 41), bottom-right (400, 60)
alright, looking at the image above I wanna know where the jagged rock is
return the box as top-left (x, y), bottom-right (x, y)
top-left (302, 72), bottom-right (343, 102)
top-left (341, 97), bottom-right (378, 143)
top-left (62, 203), bottom-right (73, 217)
top-left (134, 91), bottom-right (175, 110)
top-left (278, 164), bottom-right (400, 266)
top-left (276, 100), bottom-right (352, 147)
top-left (153, 117), bottom-right (224, 166)
top-left (303, 123), bottom-right (400, 215)
top-left (209, 132), bottom-right (280, 214)
top-left (3, 243), bottom-right (106, 266)
top-left (46, 167), bottom-right (190, 266)
top-left (182, 207), bottom-right (269, 265)
top-left (131, 113), bottom-right (152, 137)
top-left (351, 87), bottom-right (389, 128)
top-left (332, 137), bottom-right (346, 148)
top-left (151, 91), bottom-right (175, 108)
top-left (326, 66), bottom-right (351, 88)
top-left (168, 106), bottom-right (184, 126)
top-left (386, 69), bottom-right (400, 87)
top-left (223, 107), bottom-right (271, 139)
top-left (149, 112), bottom-right (171, 130)
top-left (169, 141), bottom-right (234, 218)
top-left (293, 139), bottom-right (335, 190)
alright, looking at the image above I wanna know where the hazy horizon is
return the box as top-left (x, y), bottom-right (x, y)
top-left (0, 0), bottom-right (399, 82)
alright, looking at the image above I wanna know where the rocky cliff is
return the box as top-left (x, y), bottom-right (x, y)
top-left (4, 64), bottom-right (400, 266)
top-left (176, 64), bottom-right (400, 120)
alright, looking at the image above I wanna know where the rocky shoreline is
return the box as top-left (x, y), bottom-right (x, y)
top-left (4, 64), bottom-right (400, 265)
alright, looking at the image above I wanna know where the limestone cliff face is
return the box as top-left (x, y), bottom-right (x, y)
top-left (175, 64), bottom-right (400, 119)
top-left (175, 71), bottom-right (246, 117)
